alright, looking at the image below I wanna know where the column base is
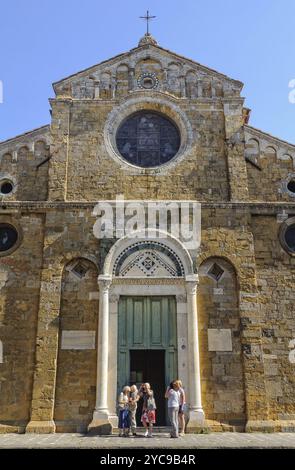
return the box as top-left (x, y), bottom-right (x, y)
top-left (88, 410), bottom-right (117, 435)
top-left (26, 420), bottom-right (56, 434)
top-left (186, 408), bottom-right (209, 433)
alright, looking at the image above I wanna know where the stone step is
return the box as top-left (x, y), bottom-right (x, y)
top-left (113, 426), bottom-right (171, 434)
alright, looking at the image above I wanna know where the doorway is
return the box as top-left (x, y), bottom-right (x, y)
top-left (117, 296), bottom-right (178, 426)
top-left (130, 349), bottom-right (166, 426)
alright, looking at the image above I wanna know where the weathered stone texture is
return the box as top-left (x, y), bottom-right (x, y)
top-left (0, 38), bottom-right (295, 434)
top-left (54, 259), bottom-right (98, 432)
top-left (0, 213), bottom-right (44, 430)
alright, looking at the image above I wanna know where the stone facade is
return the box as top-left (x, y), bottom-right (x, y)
top-left (0, 34), bottom-right (295, 434)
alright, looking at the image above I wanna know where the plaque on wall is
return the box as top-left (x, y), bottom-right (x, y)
top-left (207, 329), bottom-right (232, 352)
top-left (61, 331), bottom-right (96, 350)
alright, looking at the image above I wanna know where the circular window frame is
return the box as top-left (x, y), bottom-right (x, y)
top-left (282, 173), bottom-right (295, 198)
top-left (104, 94), bottom-right (193, 174)
top-left (0, 174), bottom-right (17, 198)
top-left (0, 218), bottom-right (22, 257)
top-left (137, 73), bottom-right (159, 90)
top-left (279, 217), bottom-right (295, 256)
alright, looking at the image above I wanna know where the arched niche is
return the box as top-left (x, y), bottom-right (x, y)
top-left (99, 72), bottom-right (112, 99)
top-left (245, 138), bottom-right (260, 164)
top-left (103, 230), bottom-right (194, 278)
top-left (167, 63), bottom-right (181, 95)
top-left (198, 257), bottom-right (246, 429)
top-left (17, 146), bottom-right (29, 159)
top-left (185, 71), bottom-right (198, 98)
top-left (116, 64), bottom-right (129, 97)
top-left (0, 153), bottom-right (13, 165)
top-left (135, 57), bottom-right (162, 77)
top-left (202, 78), bottom-right (212, 98)
top-left (53, 258), bottom-right (99, 432)
top-left (264, 146), bottom-right (277, 160)
top-left (34, 140), bottom-right (49, 158)
top-left (279, 154), bottom-right (293, 169)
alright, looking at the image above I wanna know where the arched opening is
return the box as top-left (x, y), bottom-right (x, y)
top-left (53, 258), bottom-right (99, 432)
top-left (198, 257), bottom-right (246, 431)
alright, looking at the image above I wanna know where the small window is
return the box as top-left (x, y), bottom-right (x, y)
top-left (280, 218), bottom-right (295, 255)
top-left (287, 180), bottom-right (295, 194)
top-left (0, 224), bottom-right (18, 253)
top-left (143, 77), bottom-right (154, 89)
top-left (207, 263), bottom-right (224, 282)
top-left (71, 260), bottom-right (89, 279)
top-left (285, 224), bottom-right (295, 253)
top-left (0, 179), bottom-right (14, 195)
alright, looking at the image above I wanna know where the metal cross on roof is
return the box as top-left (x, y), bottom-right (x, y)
top-left (140, 10), bottom-right (156, 35)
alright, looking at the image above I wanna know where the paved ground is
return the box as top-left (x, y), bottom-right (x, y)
top-left (0, 432), bottom-right (295, 449)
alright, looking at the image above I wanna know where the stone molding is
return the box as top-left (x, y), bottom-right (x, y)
top-left (103, 92), bottom-right (193, 174)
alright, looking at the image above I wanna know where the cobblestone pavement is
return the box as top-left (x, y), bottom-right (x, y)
top-left (0, 432), bottom-right (295, 449)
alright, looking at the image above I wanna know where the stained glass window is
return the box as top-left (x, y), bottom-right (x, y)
top-left (116, 112), bottom-right (180, 167)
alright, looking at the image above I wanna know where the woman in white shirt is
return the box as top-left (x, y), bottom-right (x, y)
top-left (165, 381), bottom-right (181, 438)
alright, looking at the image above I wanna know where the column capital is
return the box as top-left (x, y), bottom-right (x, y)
top-left (97, 274), bottom-right (112, 291)
top-left (185, 274), bottom-right (199, 294)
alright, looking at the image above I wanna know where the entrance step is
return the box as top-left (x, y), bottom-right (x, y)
top-left (113, 426), bottom-right (170, 434)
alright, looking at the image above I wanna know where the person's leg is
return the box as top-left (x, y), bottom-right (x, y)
top-left (118, 410), bottom-right (123, 436)
top-left (178, 410), bottom-right (185, 434)
top-left (131, 409), bottom-right (137, 435)
top-left (168, 407), bottom-right (175, 437)
top-left (142, 413), bottom-right (149, 436)
top-left (148, 423), bottom-right (153, 437)
top-left (180, 413), bottom-right (185, 434)
top-left (123, 410), bottom-right (128, 436)
top-left (171, 407), bottom-right (178, 437)
top-left (147, 411), bottom-right (155, 437)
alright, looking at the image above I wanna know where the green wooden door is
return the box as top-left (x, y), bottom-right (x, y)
top-left (117, 296), bottom-right (178, 406)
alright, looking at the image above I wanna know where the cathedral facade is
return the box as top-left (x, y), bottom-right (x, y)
top-left (0, 33), bottom-right (295, 434)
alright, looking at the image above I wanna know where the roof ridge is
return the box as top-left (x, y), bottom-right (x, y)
top-left (245, 124), bottom-right (295, 149)
top-left (0, 124), bottom-right (50, 146)
top-left (52, 42), bottom-right (243, 89)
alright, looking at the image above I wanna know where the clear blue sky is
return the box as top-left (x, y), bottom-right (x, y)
top-left (0, 0), bottom-right (294, 143)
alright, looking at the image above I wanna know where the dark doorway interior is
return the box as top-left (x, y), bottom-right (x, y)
top-left (130, 349), bottom-right (166, 426)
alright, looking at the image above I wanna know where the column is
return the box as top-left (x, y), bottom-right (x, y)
top-left (88, 274), bottom-right (113, 434)
top-left (185, 274), bottom-right (206, 430)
